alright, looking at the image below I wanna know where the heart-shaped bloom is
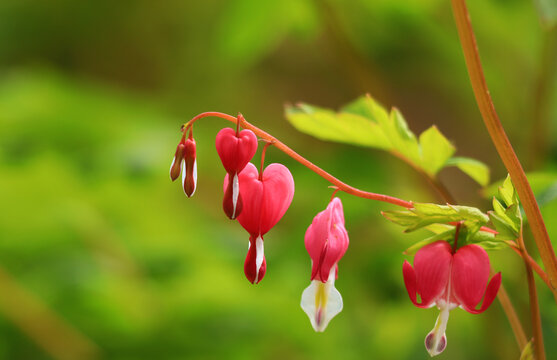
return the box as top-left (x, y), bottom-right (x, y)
top-left (216, 126), bottom-right (258, 219)
top-left (301, 197), bottom-right (349, 332)
top-left (170, 137), bottom-right (197, 197)
top-left (225, 162), bottom-right (294, 284)
top-left (403, 241), bottom-right (502, 356)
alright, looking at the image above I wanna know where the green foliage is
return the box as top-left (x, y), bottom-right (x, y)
top-left (382, 202), bottom-right (488, 234)
top-left (285, 95), bottom-right (489, 184)
top-left (446, 157), bottom-right (490, 187)
top-left (488, 175), bottom-right (522, 242)
top-left (519, 340), bottom-right (534, 360)
top-left (384, 203), bottom-right (510, 253)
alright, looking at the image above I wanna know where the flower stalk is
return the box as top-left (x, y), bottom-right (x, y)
top-left (450, 0), bottom-right (557, 291)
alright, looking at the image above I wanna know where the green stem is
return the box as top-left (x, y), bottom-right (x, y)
top-left (450, 0), bottom-right (557, 291)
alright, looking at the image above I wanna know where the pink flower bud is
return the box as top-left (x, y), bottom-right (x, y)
top-left (182, 138), bottom-right (197, 197)
top-left (216, 127), bottom-right (258, 219)
top-left (301, 197), bottom-right (349, 332)
top-left (402, 241), bottom-right (501, 356)
top-left (225, 162), bottom-right (294, 284)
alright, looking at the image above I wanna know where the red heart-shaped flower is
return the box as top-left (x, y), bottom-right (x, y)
top-left (229, 162), bottom-right (295, 236)
top-left (215, 128), bottom-right (258, 174)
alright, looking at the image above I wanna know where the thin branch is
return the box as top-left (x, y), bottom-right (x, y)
top-left (450, 0), bottom-right (557, 290)
top-left (518, 234), bottom-right (546, 360)
top-left (494, 271), bottom-right (528, 350)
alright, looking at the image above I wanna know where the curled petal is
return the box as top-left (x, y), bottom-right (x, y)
top-left (459, 272), bottom-right (501, 314)
top-left (413, 241), bottom-right (452, 307)
top-left (300, 268), bottom-right (343, 332)
top-left (259, 164), bottom-right (295, 235)
top-left (451, 244), bottom-right (493, 312)
top-left (403, 261), bottom-right (429, 308)
top-left (244, 235), bottom-right (266, 284)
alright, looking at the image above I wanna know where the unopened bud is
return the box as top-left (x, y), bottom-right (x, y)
top-left (182, 138), bottom-right (197, 197)
top-left (169, 143), bottom-right (186, 181)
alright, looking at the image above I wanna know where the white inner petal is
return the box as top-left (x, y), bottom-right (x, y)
top-left (191, 159), bottom-right (198, 196)
top-left (300, 267), bottom-right (343, 332)
top-left (181, 161), bottom-right (187, 195)
top-left (232, 173), bottom-right (239, 218)
top-left (426, 305), bottom-right (450, 357)
top-left (254, 235), bottom-right (264, 283)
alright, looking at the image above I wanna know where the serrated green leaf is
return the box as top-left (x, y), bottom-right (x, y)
top-left (383, 202), bottom-right (488, 233)
top-left (285, 103), bottom-right (391, 148)
top-left (500, 175), bottom-right (517, 207)
top-left (489, 212), bottom-right (519, 240)
top-left (419, 126), bottom-right (456, 176)
top-left (446, 157), bottom-right (490, 186)
top-left (285, 95), bottom-right (489, 182)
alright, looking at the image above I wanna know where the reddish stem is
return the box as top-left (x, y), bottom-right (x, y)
top-left (186, 112), bottom-right (414, 208)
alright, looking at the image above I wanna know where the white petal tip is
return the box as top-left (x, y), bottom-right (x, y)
top-left (301, 280), bottom-right (343, 332)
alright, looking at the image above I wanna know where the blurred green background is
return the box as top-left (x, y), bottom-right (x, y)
top-left (1, 0), bottom-right (556, 359)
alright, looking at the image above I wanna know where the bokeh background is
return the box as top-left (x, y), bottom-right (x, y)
top-left (1, 0), bottom-right (557, 359)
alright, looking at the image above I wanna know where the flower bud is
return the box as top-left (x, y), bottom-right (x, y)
top-left (182, 138), bottom-right (197, 197)
top-left (169, 143), bottom-right (186, 181)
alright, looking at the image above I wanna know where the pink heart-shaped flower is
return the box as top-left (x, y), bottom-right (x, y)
top-left (229, 162), bottom-right (295, 236)
top-left (215, 128), bottom-right (258, 174)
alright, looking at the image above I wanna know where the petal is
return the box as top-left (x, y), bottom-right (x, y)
top-left (413, 241), bottom-right (452, 307)
top-left (223, 173), bottom-right (243, 219)
top-left (169, 143), bottom-right (185, 181)
top-left (403, 261), bottom-right (426, 308)
top-left (244, 235), bottom-right (266, 284)
top-left (424, 305), bottom-right (450, 357)
top-left (451, 244), bottom-right (492, 311)
top-left (459, 272), bottom-right (502, 314)
top-left (235, 163), bottom-right (264, 236)
top-left (300, 270), bottom-right (343, 332)
top-left (305, 198), bottom-right (349, 282)
top-left (259, 163), bottom-right (295, 235)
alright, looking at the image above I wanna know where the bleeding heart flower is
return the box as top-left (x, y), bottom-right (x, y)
top-left (216, 125), bottom-right (258, 219)
top-left (225, 162), bottom-right (294, 284)
top-left (170, 136), bottom-right (197, 197)
top-left (403, 241), bottom-right (501, 357)
top-left (301, 197), bottom-right (349, 332)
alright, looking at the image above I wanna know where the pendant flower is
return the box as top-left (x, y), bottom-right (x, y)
top-left (402, 241), bottom-right (502, 356)
top-left (170, 136), bottom-right (197, 197)
top-left (225, 162), bottom-right (294, 284)
top-left (301, 197), bottom-right (349, 332)
top-left (216, 125), bottom-right (258, 219)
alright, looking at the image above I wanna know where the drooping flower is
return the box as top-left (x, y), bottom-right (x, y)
top-left (170, 136), bottom-right (197, 197)
top-left (216, 125), bottom-right (258, 219)
top-left (225, 162), bottom-right (294, 284)
top-left (402, 241), bottom-right (502, 356)
top-left (301, 197), bottom-right (349, 332)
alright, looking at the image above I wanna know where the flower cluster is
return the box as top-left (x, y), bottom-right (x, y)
top-left (170, 116), bottom-right (502, 354)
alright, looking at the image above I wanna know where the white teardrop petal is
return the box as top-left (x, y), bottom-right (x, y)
top-left (301, 279), bottom-right (343, 332)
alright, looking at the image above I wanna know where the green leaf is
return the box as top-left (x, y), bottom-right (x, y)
top-left (382, 202), bottom-right (488, 233)
top-left (419, 126), bottom-right (455, 176)
top-left (519, 340), bottom-right (534, 360)
top-left (285, 95), bottom-right (488, 181)
top-left (285, 102), bottom-right (391, 149)
top-left (487, 175), bottom-right (522, 241)
top-left (446, 157), bottom-right (490, 186)
top-left (404, 229), bottom-right (454, 256)
top-left (500, 175), bottom-right (517, 207)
